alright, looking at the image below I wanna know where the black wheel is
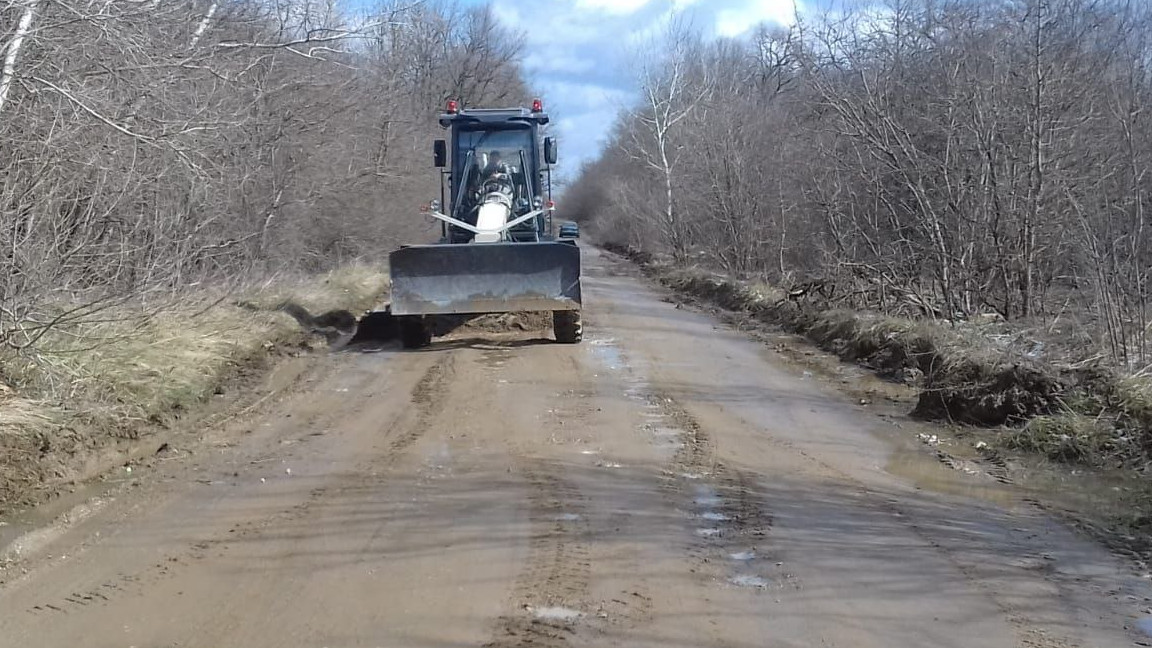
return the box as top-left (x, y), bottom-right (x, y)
top-left (399, 317), bottom-right (432, 349)
top-left (553, 310), bottom-right (582, 344)
top-left (349, 310), bottom-right (399, 344)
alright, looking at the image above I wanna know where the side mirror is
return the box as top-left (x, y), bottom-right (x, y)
top-left (433, 139), bottom-right (447, 168)
top-left (544, 137), bottom-right (557, 165)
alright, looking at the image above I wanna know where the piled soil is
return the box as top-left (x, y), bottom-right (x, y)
top-left (460, 312), bottom-right (553, 333)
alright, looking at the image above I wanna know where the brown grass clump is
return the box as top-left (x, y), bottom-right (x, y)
top-left (0, 263), bottom-right (388, 508)
top-left (1000, 413), bottom-right (1119, 465)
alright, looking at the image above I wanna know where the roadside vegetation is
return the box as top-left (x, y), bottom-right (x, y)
top-left (0, 265), bottom-right (388, 508)
top-left (0, 0), bottom-right (532, 508)
top-left (566, 0), bottom-right (1152, 480)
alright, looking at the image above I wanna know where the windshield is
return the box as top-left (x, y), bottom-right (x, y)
top-left (456, 127), bottom-right (533, 175)
top-left (452, 125), bottom-right (538, 220)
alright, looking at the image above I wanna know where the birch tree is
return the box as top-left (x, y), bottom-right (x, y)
top-left (624, 19), bottom-right (713, 260)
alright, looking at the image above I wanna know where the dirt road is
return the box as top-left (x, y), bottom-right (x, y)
top-left (2, 247), bottom-right (1151, 647)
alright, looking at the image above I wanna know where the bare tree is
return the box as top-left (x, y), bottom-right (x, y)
top-left (565, 0), bottom-right (1152, 366)
top-left (622, 17), bottom-right (713, 260)
top-left (0, 0), bottom-right (534, 364)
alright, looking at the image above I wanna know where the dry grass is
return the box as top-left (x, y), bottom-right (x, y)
top-left (35, 263), bottom-right (384, 420)
top-left (1114, 377), bottom-right (1152, 432)
top-left (1000, 413), bottom-right (1117, 465)
top-left (0, 263), bottom-right (388, 507)
top-left (0, 397), bottom-right (65, 441)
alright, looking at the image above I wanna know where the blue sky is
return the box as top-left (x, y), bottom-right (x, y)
top-left (463, 0), bottom-right (803, 179)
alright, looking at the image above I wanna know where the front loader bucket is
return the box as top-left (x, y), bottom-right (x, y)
top-left (388, 241), bottom-right (582, 316)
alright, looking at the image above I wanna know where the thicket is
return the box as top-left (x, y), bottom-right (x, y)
top-left (0, 0), bottom-right (532, 504)
top-left (0, 0), bottom-right (530, 382)
top-left (566, 0), bottom-right (1152, 370)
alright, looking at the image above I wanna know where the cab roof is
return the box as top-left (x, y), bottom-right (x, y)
top-left (438, 106), bottom-right (550, 128)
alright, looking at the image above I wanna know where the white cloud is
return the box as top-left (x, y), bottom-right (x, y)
top-left (485, 0), bottom-right (805, 179)
top-left (716, 0), bottom-right (800, 37)
top-left (490, 0), bottom-right (645, 176)
top-left (575, 0), bottom-right (654, 14)
top-left (522, 52), bottom-right (598, 76)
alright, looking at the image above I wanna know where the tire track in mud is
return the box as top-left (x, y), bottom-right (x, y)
top-left (741, 425), bottom-right (1085, 647)
top-left (659, 390), bottom-right (1084, 645)
top-left (585, 336), bottom-right (779, 594)
top-left (21, 484), bottom-right (331, 617)
top-left (385, 353), bottom-right (455, 457)
top-left (21, 353), bottom-right (457, 618)
top-left (648, 393), bottom-right (779, 590)
top-left (485, 460), bottom-right (592, 648)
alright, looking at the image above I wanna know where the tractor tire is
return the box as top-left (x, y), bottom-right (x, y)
top-left (553, 310), bottom-right (582, 344)
top-left (399, 317), bottom-right (432, 349)
top-left (349, 310), bottom-right (399, 344)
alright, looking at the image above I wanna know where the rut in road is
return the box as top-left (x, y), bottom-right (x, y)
top-left (649, 389), bottom-right (777, 590)
top-left (19, 353), bottom-right (457, 622)
top-left (485, 459), bottom-right (592, 648)
top-left (644, 361), bottom-right (1085, 648)
top-left (387, 353), bottom-right (456, 457)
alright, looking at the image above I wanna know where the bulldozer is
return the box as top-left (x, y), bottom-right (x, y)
top-left (371, 99), bottom-right (582, 349)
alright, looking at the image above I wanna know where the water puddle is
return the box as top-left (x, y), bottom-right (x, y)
top-left (700, 512), bottom-right (730, 521)
top-left (693, 484), bottom-right (722, 507)
top-left (1, 478), bottom-right (124, 560)
top-left (696, 527), bottom-right (721, 537)
top-left (694, 495), bottom-right (723, 507)
top-left (587, 337), bottom-right (625, 371)
top-left (532, 606), bottom-right (583, 621)
top-left (1135, 616), bottom-right (1152, 638)
top-left (627, 386), bottom-right (652, 404)
top-left (425, 441), bottom-right (452, 467)
top-left (730, 574), bottom-right (770, 589)
top-left (477, 348), bottom-right (512, 369)
top-left (729, 550), bottom-right (756, 561)
top-left (554, 513), bottom-right (582, 522)
top-left (885, 445), bottom-right (1017, 507)
top-left (596, 461), bottom-right (624, 469)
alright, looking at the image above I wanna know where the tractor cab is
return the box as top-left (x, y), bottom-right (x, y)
top-left (432, 99), bottom-right (558, 243)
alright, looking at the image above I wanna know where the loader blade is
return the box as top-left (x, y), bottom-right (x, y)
top-left (388, 241), bottom-right (581, 316)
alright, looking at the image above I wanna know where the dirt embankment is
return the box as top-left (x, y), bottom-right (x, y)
top-left (0, 265), bottom-right (389, 513)
top-left (602, 245), bottom-right (1152, 472)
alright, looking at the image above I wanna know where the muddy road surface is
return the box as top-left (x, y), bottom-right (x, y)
top-left (3, 248), bottom-right (1151, 648)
